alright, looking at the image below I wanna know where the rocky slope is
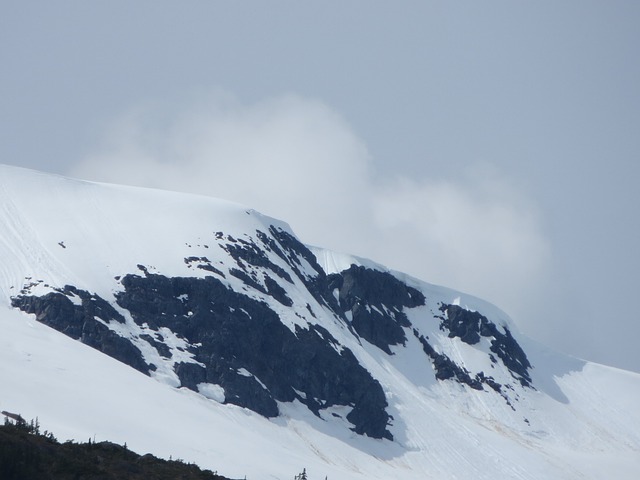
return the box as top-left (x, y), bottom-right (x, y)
top-left (1, 164), bottom-right (639, 480)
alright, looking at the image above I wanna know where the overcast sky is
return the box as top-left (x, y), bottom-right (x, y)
top-left (2, 1), bottom-right (639, 373)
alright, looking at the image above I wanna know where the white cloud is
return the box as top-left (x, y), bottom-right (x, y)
top-left (369, 168), bottom-right (550, 318)
top-left (70, 92), bottom-right (549, 324)
top-left (73, 93), bottom-right (373, 243)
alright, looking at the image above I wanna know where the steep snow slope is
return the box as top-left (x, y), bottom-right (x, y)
top-left (1, 164), bottom-right (639, 479)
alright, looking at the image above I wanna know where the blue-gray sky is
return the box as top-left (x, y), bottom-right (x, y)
top-left (2, 1), bottom-right (639, 372)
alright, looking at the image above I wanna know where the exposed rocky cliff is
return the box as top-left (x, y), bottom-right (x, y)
top-left (11, 227), bottom-right (533, 441)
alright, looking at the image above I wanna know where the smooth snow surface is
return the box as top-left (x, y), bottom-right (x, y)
top-left (1, 164), bottom-right (639, 479)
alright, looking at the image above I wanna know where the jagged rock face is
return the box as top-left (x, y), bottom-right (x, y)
top-left (116, 272), bottom-right (392, 440)
top-left (438, 304), bottom-right (532, 387)
top-left (328, 265), bottom-right (425, 354)
top-left (10, 225), bottom-right (535, 441)
top-left (11, 287), bottom-right (150, 374)
top-left (11, 272), bottom-right (393, 439)
top-left (412, 329), bottom-right (483, 389)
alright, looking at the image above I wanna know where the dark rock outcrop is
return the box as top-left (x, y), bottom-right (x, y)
top-left (10, 224), bottom-right (537, 441)
top-left (116, 273), bottom-right (393, 440)
top-left (438, 304), bottom-right (532, 387)
top-left (11, 287), bottom-right (150, 374)
top-left (328, 265), bottom-right (425, 354)
top-left (412, 329), bottom-right (483, 390)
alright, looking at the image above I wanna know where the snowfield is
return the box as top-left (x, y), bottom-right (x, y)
top-left (1, 164), bottom-right (639, 479)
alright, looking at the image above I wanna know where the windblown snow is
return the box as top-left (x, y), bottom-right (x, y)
top-left (1, 164), bottom-right (639, 479)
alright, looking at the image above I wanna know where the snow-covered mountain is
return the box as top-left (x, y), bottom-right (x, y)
top-left (1, 164), bottom-right (639, 479)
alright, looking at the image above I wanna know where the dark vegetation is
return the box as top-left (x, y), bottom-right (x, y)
top-left (0, 418), bottom-right (230, 480)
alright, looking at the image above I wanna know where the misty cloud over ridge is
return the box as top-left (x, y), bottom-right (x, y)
top-left (69, 92), bottom-right (549, 326)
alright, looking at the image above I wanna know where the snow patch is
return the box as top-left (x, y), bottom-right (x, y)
top-left (197, 383), bottom-right (226, 403)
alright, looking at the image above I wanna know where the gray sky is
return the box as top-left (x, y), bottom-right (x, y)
top-left (2, 1), bottom-right (639, 372)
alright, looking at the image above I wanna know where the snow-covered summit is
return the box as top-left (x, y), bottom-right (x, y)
top-left (1, 164), bottom-right (639, 479)
top-left (0, 164), bottom-right (290, 301)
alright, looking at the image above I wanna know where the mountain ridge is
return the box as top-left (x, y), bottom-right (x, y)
top-left (1, 164), bottom-right (639, 479)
